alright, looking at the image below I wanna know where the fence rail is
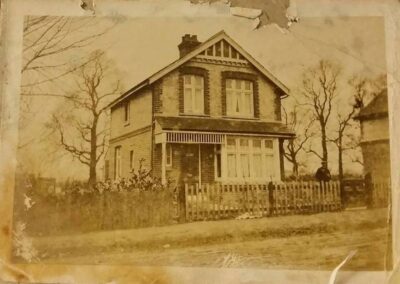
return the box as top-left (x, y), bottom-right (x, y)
top-left (183, 182), bottom-right (342, 221)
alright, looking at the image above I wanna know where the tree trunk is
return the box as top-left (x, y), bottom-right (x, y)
top-left (292, 162), bottom-right (299, 177)
top-left (88, 117), bottom-right (98, 187)
top-left (338, 136), bottom-right (345, 204)
top-left (321, 124), bottom-right (328, 166)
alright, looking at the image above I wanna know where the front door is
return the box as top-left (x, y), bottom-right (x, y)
top-left (180, 144), bottom-right (199, 185)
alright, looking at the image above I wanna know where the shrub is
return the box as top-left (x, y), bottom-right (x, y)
top-left (95, 159), bottom-right (173, 193)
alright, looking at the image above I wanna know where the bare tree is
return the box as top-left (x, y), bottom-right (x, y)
top-left (301, 60), bottom-right (341, 167)
top-left (337, 74), bottom-right (387, 171)
top-left (21, 16), bottom-right (113, 92)
top-left (18, 17), bottom-right (115, 151)
top-left (282, 105), bottom-right (315, 177)
top-left (48, 51), bottom-right (120, 187)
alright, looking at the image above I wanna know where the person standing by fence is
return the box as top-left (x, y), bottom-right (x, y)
top-left (315, 161), bottom-right (331, 194)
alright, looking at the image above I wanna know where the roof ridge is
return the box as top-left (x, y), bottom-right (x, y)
top-left (108, 30), bottom-right (290, 108)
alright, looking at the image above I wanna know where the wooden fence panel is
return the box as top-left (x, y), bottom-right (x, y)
top-left (182, 180), bottom-right (352, 221)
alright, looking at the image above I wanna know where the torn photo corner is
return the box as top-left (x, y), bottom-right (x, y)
top-left (0, 0), bottom-right (399, 283)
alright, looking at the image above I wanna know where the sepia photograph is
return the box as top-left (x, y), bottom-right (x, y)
top-left (4, 1), bottom-right (394, 279)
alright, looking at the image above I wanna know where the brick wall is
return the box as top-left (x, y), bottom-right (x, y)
top-left (159, 59), bottom-right (280, 121)
top-left (153, 143), bottom-right (215, 187)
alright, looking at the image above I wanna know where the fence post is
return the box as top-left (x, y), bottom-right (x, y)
top-left (181, 185), bottom-right (187, 222)
top-left (205, 183), bottom-right (210, 220)
top-left (268, 182), bottom-right (274, 216)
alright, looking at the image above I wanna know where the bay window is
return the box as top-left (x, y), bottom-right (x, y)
top-left (226, 79), bottom-right (254, 117)
top-left (215, 137), bottom-right (277, 181)
top-left (183, 74), bottom-right (204, 114)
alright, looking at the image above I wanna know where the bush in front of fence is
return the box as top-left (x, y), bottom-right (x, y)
top-left (18, 162), bottom-right (176, 236)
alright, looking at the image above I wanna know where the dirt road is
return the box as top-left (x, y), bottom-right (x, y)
top-left (30, 209), bottom-right (391, 271)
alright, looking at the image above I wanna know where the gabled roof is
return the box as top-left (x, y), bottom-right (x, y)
top-left (108, 30), bottom-right (290, 108)
top-left (354, 90), bottom-right (388, 121)
top-left (155, 116), bottom-right (295, 137)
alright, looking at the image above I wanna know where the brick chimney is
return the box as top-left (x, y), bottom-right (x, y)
top-left (178, 34), bottom-right (201, 58)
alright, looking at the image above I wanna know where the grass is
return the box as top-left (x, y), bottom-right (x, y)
top-left (26, 208), bottom-right (391, 270)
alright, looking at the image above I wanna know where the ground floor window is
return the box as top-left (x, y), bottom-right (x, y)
top-left (166, 144), bottom-right (173, 166)
top-left (114, 146), bottom-right (122, 179)
top-left (215, 136), bottom-right (277, 181)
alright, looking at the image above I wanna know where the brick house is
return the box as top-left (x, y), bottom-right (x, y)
top-left (354, 90), bottom-right (390, 182)
top-left (106, 31), bottom-right (295, 186)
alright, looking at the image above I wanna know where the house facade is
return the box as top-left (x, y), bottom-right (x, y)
top-left (354, 90), bottom-right (391, 182)
top-left (106, 31), bottom-right (295, 186)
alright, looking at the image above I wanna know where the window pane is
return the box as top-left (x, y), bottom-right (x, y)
top-left (226, 90), bottom-right (233, 114)
top-left (166, 144), bottom-right (172, 165)
top-left (244, 81), bottom-right (252, 90)
top-left (215, 41), bottom-right (221, 56)
top-left (235, 79), bottom-right (241, 89)
top-left (227, 138), bottom-right (236, 150)
top-left (115, 147), bottom-right (121, 179)
top-left (206, 46), bottom-right (213, 56)
top-left (231, 48), bottom-right (238, 59)
top-left (184, 75), bottom-right (191, 85)
top-left (195, 76), bottom-right (203, 86)
top-left (129, 150), bottom-right (134, 169)
top-left (227, 154), bottom-right (237, 177)
top-left (184, 88), bottom-right (192, 112)
top-left (253, 139), bottom-right (262, 150)
top-left (223, 41), bottom-right (229, 57)
top-left (226, 79), bottom-right (232, 89)
top-left (241, 154), bottom-right (250, 177)
top-left (264, 154), bottom-right (274, 177)
top-left (244, 92), bottom-right (252, 115)
top-left (195, 88), bottom-right (204, 112)
top-left (264, 140), bottom-right (273, 149)
top-left (240, 139), bottom-right (249, 149)
top-left (253, 154), bottom-right (262, 177)
top-left (235, 92), bottom-right (241, 113)
top-left (124, 103), bottom-right (129, 121)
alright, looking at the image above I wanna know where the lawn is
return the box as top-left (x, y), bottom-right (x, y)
top-left (28, 208), bottom-right (391, 271)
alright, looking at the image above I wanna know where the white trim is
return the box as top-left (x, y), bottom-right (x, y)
top-left (154, 130), bottom-right (293, 144)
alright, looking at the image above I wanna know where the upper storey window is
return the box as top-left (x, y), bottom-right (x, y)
top-left (183, 74), bottom-right (204, 114)
top-left (123, 101), bottom-right (130, 125)
top-left (226, 79), bottom-right (254, 117)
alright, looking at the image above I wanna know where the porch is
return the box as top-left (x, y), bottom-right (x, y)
top-left (153, 115), bottom-right (295, 186)
top-left (154, 130), bottom-right (288, 186)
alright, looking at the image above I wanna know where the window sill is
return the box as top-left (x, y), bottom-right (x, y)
top-left (179, 113), bottom-right (210, 118)
top-left (222, 116), bottom-right (259, 121)
top-left (124, 121), bottom-right (130, 127)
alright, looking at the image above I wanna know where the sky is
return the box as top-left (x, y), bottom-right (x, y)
top-left (19, 11), bottom-right (387, 181)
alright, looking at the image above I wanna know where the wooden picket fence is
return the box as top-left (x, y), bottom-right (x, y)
top-left (183, 181), bottom-right (341, 221)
